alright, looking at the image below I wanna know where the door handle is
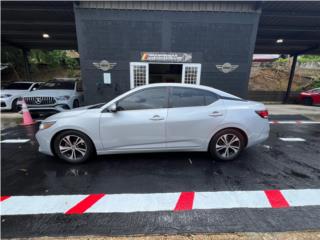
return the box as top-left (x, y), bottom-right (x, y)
top-left (209, 111), bottom-right (223, 117)
top-left (150, 115), bottom-right (164, 121)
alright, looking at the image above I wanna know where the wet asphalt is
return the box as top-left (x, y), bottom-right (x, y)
top-left (1, 118), bottom-right (320, 238)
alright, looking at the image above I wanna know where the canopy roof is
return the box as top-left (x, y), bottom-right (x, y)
top-left (1, 1), bottom-right (320, 54)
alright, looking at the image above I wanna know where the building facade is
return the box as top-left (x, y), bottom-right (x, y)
top-left (74, 2), bottom-right (260, 104)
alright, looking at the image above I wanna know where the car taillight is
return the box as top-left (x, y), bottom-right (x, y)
top-left (255, 110), bottom-right (269, 119)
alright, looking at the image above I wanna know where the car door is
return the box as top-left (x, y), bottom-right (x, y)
top-left (166, 87), bottom-right (225, 149)
top-left (100, 87), bottom-right (169, 151)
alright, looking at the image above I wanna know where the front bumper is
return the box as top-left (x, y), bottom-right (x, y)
top-left (0, 98), bottom-right (12, 110)
top-left (36, 129), bottom-right (54, 156)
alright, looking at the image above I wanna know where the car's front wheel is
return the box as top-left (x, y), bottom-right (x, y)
top-left (209, 129), bottom-right (245, 161)
top-left (53, 130), bottom-right (94, 163)
top-left (73, 99), bottom-right (80, 108)
top-left (11, 99), bottom-right (21, 112)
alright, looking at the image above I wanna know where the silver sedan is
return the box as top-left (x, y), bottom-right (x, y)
top-left (36, 83), bottom-right (269, 163)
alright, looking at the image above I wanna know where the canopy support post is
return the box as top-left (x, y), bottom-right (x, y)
top-left (22, 49), bottom-right (31, 81)
top-left (283, 54), bottom-right (298, 104)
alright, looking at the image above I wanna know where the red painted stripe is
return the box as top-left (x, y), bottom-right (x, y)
top-left (65, 194), bottom-right (105, 214)
top-left (264, 190), bottom-right (289, 208)
top-left (0, 196), bottom-right (10, 202)
top-left (174, 192), bottom-right (195, 211)
top-left (296, 120), bottom-right (302, 124)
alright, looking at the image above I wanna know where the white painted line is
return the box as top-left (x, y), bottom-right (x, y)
top-left (1, 195), bottom-right (87, 215)
top-left (281, 189), bottom-right (320, 207)
top-left (279, 137), bottom-right (306, 142)
top-left (87, 193), bottom-right (180, 213)
top-left (0, 139), bottom-right (30, 143)
top-left (269, 121), bottom-right (320, 124)
top-left (193, 191), bottom-right (271, 209)
top-left (1, 189), bottom-right (320, 216)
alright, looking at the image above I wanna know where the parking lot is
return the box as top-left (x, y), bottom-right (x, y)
top-left (1, 113), bottom-right (320, 238)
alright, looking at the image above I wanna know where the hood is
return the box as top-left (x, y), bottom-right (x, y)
top-left (24, 89), bottom-right (73, 97)
top-left (301, 91), bottom-right (312, 95)
top-left (45, 108), bottom-right (89, 121)
top-left (0, 89), bottom-right (28, 96)
top-left (43, 104), bottom-right (102, 121)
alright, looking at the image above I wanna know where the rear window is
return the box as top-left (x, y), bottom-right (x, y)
top-left (170, 87), bottom-right (218, 108)
top-left (4, 83), bottom-right (32, 90)
top-left (39, 80), bottom-right (75, 90)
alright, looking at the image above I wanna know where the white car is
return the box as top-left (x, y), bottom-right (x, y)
top-left (36, 83), bottom-right (269, 163)
top-left (23, 78), bottom-right (84, 114)
top-left (0, 82), bottom-right (41, 111)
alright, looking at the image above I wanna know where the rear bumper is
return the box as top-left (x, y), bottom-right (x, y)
top-left (247, 120), bottom-right (270, 147)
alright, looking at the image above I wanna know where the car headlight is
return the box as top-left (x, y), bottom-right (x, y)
top-left (39, 121), bottom-right (56, 130)
top-left (55, 95), bottom-right (70, 101)
top-left (0, 94), bottom-right (12, 98)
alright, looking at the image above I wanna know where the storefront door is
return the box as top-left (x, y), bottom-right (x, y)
top-left (130, 62), bottom-right (201, 88)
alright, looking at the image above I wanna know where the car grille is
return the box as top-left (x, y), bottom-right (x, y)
top-left (24, 96), bottom-right (56, 105)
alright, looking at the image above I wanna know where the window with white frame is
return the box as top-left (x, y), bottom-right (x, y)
top-left (130, 62), bottom-right (149, 88)
top-left (182, 64), bottom-right (201, 85)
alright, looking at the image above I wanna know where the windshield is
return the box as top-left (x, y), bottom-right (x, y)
top-left (4, 83), bottom-right (32, 90)
top-left (39, 80), bottom-right (75, 90)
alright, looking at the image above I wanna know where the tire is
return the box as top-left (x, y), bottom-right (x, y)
top-left (73, 99), bottom-right (80, 108)
top-left (53, 130), bottom-right (94, 163)
top-left (303, 97), bottom-right (313, 106)
top-left (11, 99), bottom-right (21, 112)
top-left (209, 129), bottom-right (245, 162)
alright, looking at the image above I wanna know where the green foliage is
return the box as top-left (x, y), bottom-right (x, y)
top-left (298, 55), bottom-right (320, 63)
top-left (1, 47), bottom-right (26, 77)
top-left (310, 79), bottom-right (320, 89)
top-left (29, 50), bottom-right (79, 69)
top-left (276, 55), bottom-right (320, 63)
top-left (1, 48), bottom-right (80, 81)
top-left (275, 57), bottom-right (288, 63)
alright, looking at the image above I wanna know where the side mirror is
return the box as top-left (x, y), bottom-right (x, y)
top-left (107, 103), bottom-right (117, 113)
top-left (32, 87), bottom-right (37, 91)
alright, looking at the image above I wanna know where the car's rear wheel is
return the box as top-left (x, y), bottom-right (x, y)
top-left (53, 130), bottom-right (94, 163)
top-left (209, 129), bottom-right (245, 161)
top-left (303, 97), bottom-right (313, 106)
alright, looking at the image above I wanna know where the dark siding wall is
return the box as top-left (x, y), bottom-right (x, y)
top-left (74, 8), bottom-right (260, 104)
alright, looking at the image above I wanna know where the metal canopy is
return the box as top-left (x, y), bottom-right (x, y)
top-left (256, 1), bottom-right (320, 55)
top-left (1, 1), bottom-right (76, 50)
top-left (1, 1), bottom-right (320, 54)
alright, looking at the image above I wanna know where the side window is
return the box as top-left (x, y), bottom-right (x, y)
top-left (117, 87), bottom-right (168, 111)
top-left (76, 81), bottom-right (83, 92)
top-left (170, 87), bottom-right (218, 108)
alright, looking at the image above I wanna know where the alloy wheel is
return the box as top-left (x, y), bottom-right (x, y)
top-left (59, 135), bottom-right (87, 161)
top-left (215, 134), bottom-right (241, 160)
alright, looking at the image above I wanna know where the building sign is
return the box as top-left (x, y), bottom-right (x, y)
top-left (93, 60), bottom-right (117, 71)
top-left (141, 52), bottom-right (192, 63)
top-left (216, 63), bottom-right (239, 73)
top-left (103, 73), bottom-right (111, 84)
